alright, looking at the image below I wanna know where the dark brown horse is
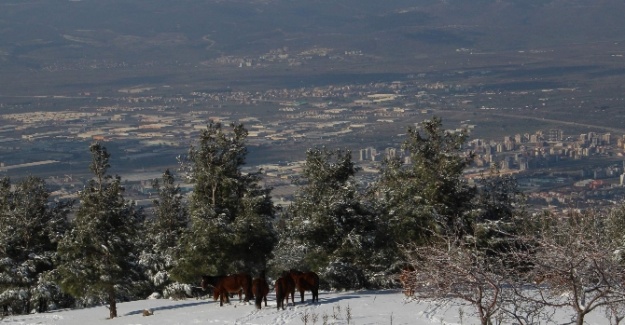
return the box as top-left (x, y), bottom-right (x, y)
top-left (213, 287), bottom-right (243, 301)
top-left (201, 273), bottom-right (253, 306)
top-left (252, 273), bottom-right (270, 309)
top-left (274, 273), bottom-right (296, 310)
top-left (289, 269), bottom-right (320, 303)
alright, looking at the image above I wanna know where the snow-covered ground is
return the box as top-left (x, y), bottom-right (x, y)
top-left (0, 290), bottom-right (611, 325)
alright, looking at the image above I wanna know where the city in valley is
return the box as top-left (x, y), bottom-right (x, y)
top-left (1, 72), bottom-right (625, 214)
top-left (2, 0), bottom-right (625, 214)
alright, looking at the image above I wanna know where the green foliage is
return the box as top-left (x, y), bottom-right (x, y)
top-left (56, 143), bottom-right (144, 318)
top-left (187, 121), bottom-right (248, 216)
top-left (469, 167), bottom-right (527, 260)
top-left (139, 169), bottom-right (189, 292)
top-left (375, 116), bottom-right (475, 246)
top-left (473, 167), bottom-right (525, 223)
top-left (151, 170), bottom-right (189, 251)
top-left (272, 147), bottom-right (380, 288)
top-left (290, 148), bottom-right (362, 252)
top-left (0, 176), bottom-right (71, 314)
top-left (0, 116), bottom-right (537, 303)
top-left (171, 122), bottom-right (276, 282)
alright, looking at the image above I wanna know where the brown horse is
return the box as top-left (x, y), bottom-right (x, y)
top-left (252, 273), bottom-right (270, 309)
top-left (289, 269), bottom-right (320, 303)
top-left (213, 287), bottom-right (242, 301)
top-left (201, 273), bottom-right (253, 306)
top-left (274, 273), bottom-right (296, 310)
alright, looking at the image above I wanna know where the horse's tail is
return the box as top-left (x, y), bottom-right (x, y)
top-left (212, 287), bottom-right (220, 301)
top-left (312, 272), bottom-right (320, 290)
top-left (275, 278), bottom-right (284, 310)
top-left (312, 272), bottom-right (320, 303)
top-left (253, 279), bottom-right (263, 309)
top-left (244, 274), bottom-right (254, 302)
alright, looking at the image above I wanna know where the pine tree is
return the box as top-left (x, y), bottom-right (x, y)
top-left (56, 143), bottom-right (144, 319)
top-left (0, 176), bottom-right (71, 314)
top-left (375, 116), bottom-right (475, 245)
top-left (139, 169), bottom-right (189, 293)
top-left (231, 172), bottom-right (276, 272)
top-left (468, 167), bottom-right (527, 255)
top-left (171, 122), bottom-right (275, 282)
top-left (272, 147), bottom-right (377, 288)
top-left (473, 167), bottom-right (524, 223)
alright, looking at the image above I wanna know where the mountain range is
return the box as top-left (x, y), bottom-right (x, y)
top-left (2, 0), bottom-right (625, 95)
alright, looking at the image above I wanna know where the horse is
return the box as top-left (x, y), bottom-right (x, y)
top-left (274, 272), bottom-right (296, 310)
top-left (200, 273), bottom-right (253, 306)
top-left (252, 272), bottom-right (270, 309)
top-left (288, 269), bottom-right (320, 303)
top-left (213, 287), bottom-right (242, 302)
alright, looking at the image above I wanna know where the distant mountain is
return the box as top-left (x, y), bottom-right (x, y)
top-left (1, 0), bottom-right (623, 55)
top-left (1, 0), bottom-right (624, 93)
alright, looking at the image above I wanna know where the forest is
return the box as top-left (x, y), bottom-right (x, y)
top-left (2, 117), bottom-right (625, 325)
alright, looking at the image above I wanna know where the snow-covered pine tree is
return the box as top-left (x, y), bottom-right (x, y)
top-left (171, 122), bottom-right (276, 282)
top-left (271, 147), bottom-right (377, 289)
top-left (139, 169), bottom-right (189, 294)
top-left (469, 167), bottom-right (527, 257)
top-left (0, 176), bottom-right (71, 315)
top-left (56, 143), bottom-right (144, 319)
top-left (375, 116), bottom-right (475, 245)
top-left (231, 171), bottom-right (277, 273)
top-left (473, 166), bottom-right (524, 223)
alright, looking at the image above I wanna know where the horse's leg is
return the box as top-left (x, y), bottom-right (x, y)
top-left (300, 289), bottom-right (305, 303)
top-left (245, 281), bottom-right (253, 302)
top-left (220, 288), bottom-right (230, 306)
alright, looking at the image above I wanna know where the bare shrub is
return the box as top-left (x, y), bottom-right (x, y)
top-left (514, 211), bottom-right (625, 325)
top-left (403, 238), bottom-right (508, 325)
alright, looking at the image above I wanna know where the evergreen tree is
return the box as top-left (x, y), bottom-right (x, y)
top-left (171, 122), bottom-right (276, 282)
top-left (473, 167), bottom-right (524, 223)
top-left (231, 172), bottom-right (276, 272)
top-left (56, 143), bottom-right (144, 319)
top-left (139, 169), bottom-right (188, 293)
top-left (272, 147), bottom-right (378, 289)
top-left (0, 176), bottom-right (71, 314)
top-left (605, 203), bottom-right (625, 264)
top-left (375, 116), bottom-right (475, 245)
top-left (470, 167), bottom-right (527, 257)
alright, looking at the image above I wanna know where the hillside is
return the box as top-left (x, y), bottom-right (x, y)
top-left (0, 290), bottom-right (612, 324)
top-left (2, 0), bottom-right (625, 94)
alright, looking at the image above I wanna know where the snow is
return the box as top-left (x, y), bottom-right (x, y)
top-left (0, 290), bottom-right (612, 325)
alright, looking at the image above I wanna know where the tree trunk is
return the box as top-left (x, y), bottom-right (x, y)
top-left (108, 288), bottom-right (117, 319)
top-left (23, 298), bottom-right (31, 315)
top-left (38, 297), bottom-right (47, 313)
